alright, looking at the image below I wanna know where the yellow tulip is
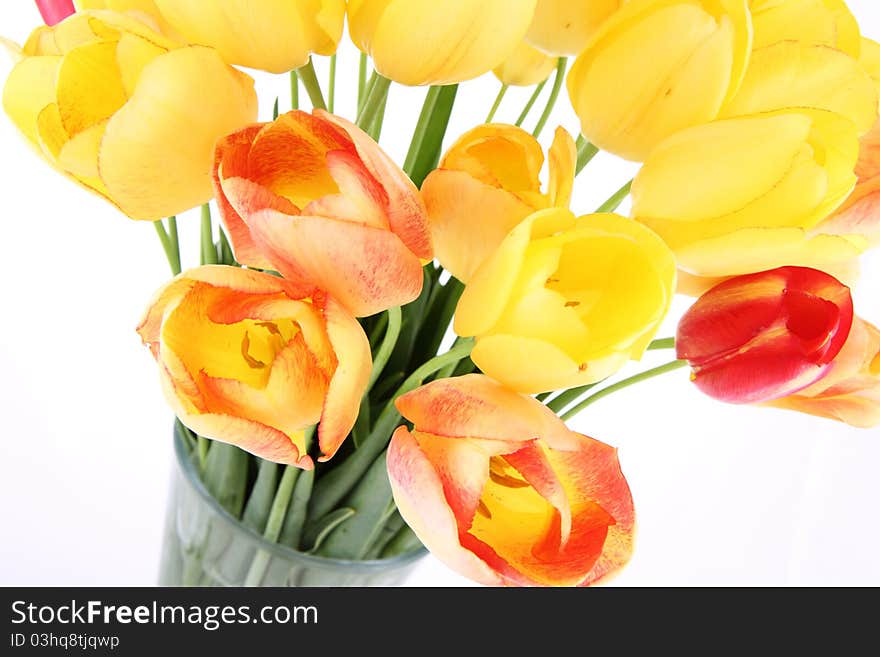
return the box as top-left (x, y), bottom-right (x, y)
top-left (526, 0), bottom-right (623, 56)
top-left (2, 10), bottom-right (257, 221)
top-left (421, 124), bottom-right (576, 283)
top-left (347, 0), bottom-right (538, 86)
top-left (454, 208), bottom-right (676, 394)
top-left (632, 109), bottom-right (865, 294)
top-left (749, 0), bottom-right (860, 57)
top-left (493, 40), bottom-right (559, 87)
top-left (567, 0), bottom-right (753, 162)
top-left (721, 40), bottom-right (878, 135)
top-left (149, 0), bottom-right (344, 74)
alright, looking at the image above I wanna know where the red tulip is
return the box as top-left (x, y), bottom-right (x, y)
top-left (676, 266), bottom-right (854, 404)
top-left (34, 0), bottom-right (75, 25)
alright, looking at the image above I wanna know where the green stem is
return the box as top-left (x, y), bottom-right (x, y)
top-left (405, 84), bottom-right (458, 187)
top-left (153, 221), bottom-right (179, 276)
top-left (576, 135), bottom-right (599, 175)
top-left (546, 383), bottom-right (599, 414)
top-left (327, 53), bottom-right (337, 113)
top-left (308, 339), bottom-right (474, 521)
top-left (357, 74), bottom-right (391, 132)
top-left (167, 216), bottom-right (180, 274)
top-left (358, 70), bottom-right (378, 117)
top-left (515, 80), bottom-right (547, 128)
top-left (560, 360), bottom-right (688, 421)
top-left (532, 57), bottom-right (567, 138)
top-left (290, 70), bottom-right (299, 111)
top-left (648, 337), bottom-right (676, 351)
top-left (197, 437), bottom-right (209, 475)
top-left (357, 52), bottom-right (368, 110)
top-left (485, 84), bottom-right (509, 123)
top-left (298, 57), bottom-right (327, 111)
top-left (366, 81), bottom-right (390, 141)
top-left (199, 204), bottom-right (217, 265)
top-left (369, 306), bottom-right (402, 390)
top-left (596, 179), bottom-right (633, 213)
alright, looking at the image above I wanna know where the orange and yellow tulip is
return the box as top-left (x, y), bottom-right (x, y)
top-left (454, 208), bottom-right (676, 394)
top-left (567, 0), bottom-right (753, 161)
top-left (421, 124), bottom-right (576, 283)
top-left (769, 317), bottom-right (880, 428)
top-left (526, 0), bottom-right (623, 57)
top-left (387, 374), bottom-right (635, 587)
top-left (213, 110), bottom-right (433, 318)
top-left (632, 109), bottom-right (864, 294)
top-left (137, 266), bottom-right (371, 468)
top-left (347, 0), bottom-right (538, 86)
top-left (150, 0), bottom-right (345, 73)
top-left (676, 266), bottom-right (854, 404)
top-left (2, 10), bottom-right (257, 221)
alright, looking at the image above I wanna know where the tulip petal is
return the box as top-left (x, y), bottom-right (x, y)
top-left (314, 293), bottom-right (371, 462)
top-left (750, 0), bottom-right (861, 56)
top-left (722, 42), bottom-right (879, 135)
top-left (395, 374), bottom-right (581, 450)
top-left (525, 0), bottom-right (622, 57)
top-left (99, 46), bottom-right (257, 220)
top-left (471, 334), bottom-right (629, 395)
top-left (422, 169), bottom-right (534, 282)
top-left (493, 39), bottom-right (558, 86)
top-left (320, 111), bottom-right (432, 260)
top-left (548, 127), bottom-right (576, 209)
top-left (56, 39), bottom-right (128, 137)
top-left (387, 427), bottom-right (504, 586)
top-left (245, 208), bottom-right (424, 317)
top-left (2, 55), bottom-right (62, 145)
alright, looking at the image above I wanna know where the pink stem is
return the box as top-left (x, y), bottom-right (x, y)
top-left (34, 0), bottom-right (76, 26)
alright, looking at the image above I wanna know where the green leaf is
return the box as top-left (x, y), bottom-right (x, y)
top-left (313, 452), bottom-right (393, 560)
top-left (407, 84), bottom-right (458, 188)
top-left (381, 525), bottom-right (423, 558)
top-left (303, 508), bottom-right (356, 553)
top-left (363, 510), bottom-right (406, 560)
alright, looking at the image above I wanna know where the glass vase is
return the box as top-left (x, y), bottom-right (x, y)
top-left (158, 429), bottom-right (426, 586)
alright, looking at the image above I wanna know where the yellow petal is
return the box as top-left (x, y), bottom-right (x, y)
top-left (98, 46), bottom-right (257, 220)
top-left (493, 40), bottom-right (558, 86)
top-left (57, 119), bottom-right (107, 178)
top-left (350, 0), bottom-right (538, 85)
top-left (675, 227), bottom-right (866, 287)
top-left (750, 0), bottom-right (860, 56)
top-left (722, 41), bottom-right (879, 135)
top-left (860, 38), bottom-right (880, 88)
top-left (153, 0), bottom-right (345, 73)
top-left (55, 40), bottom-right (128, 137)
top-left (2, 55), bottom-right (61, 145)
top-left (525, 0), bottom-right (623, 56)
top-left (547, 127), bottom-right (576, 208)
top-left (115, 31), bottom-right (169, 96)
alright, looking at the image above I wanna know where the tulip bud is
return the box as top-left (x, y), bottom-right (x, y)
top-left (749, 0), bottom-right (860, 56)
top-left (422, 124), bottom-right (576, 283)
top-left (151, 0), bottom-right (345, 73)
top-left (526, 0), bottom-right (623, 56)
top-left (137, 266), bottom-right (372, 467)
top-left (676, 266), bottom-right (854, 404)
top-left (454, 208), bottom-right (676, 394)
top-left (567, 0), bottom-right (753, 161)
top-left (347, 0), bottom-right (538, 86)
top-left (493, 40), bottom-right (558, 87)
top-left (387, 375), bottom-right (635, 587)
top-left (632, 109), bottom-right (864, 292)
top-left (213, 110), bottom-right (432, 318)
top-left (769, 317), bottom-right (880, 428)
top-left (2, 10), bottom-right (257, 221)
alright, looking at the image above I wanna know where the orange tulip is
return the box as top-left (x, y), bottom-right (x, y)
top-left (213, 110), bottom-right (432, 318)
top-left (137, 266), bottom-right (371, 468)
top-left (421, 124), bottom-right (576, 282)
top-left (769, 317), bottom-right (880, 428)
top-left (387, 375), bottom-right (635, 587)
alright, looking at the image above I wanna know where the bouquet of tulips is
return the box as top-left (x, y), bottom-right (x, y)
top-left (3, 0), bottom-right (879, 587)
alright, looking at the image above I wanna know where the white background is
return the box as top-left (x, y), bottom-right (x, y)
top-left (1, 2), bottom-right (878, 587)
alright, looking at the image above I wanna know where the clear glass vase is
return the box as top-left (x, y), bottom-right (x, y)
top-left (158, 429), bottom-right (426, 586)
